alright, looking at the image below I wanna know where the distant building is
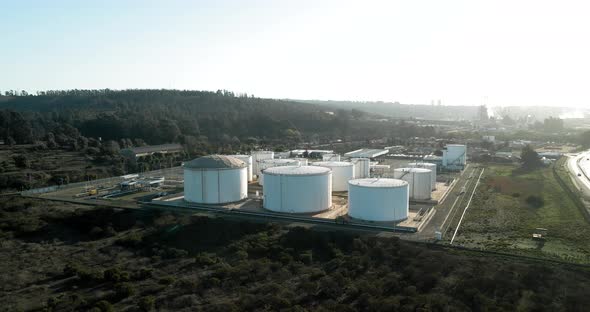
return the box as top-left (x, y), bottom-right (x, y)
top-left (344, 149), bottom-right (389, 159)
top-left (482, 135), bottom-right (495, 143)
top-left (121, 143), bottom-right (184, 160)
top-left (442, 144), bottom-right (467, 171)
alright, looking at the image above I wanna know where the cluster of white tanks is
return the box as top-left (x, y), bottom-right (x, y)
top-left (182, 152), bottom-right (413, 222)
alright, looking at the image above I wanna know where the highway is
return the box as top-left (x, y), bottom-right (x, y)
top-left (567, 150), bottom-right (590, 198)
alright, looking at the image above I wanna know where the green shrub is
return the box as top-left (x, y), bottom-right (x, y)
top-left (138, 295), bottom-right (156, 311)
top-left (104, 267), bottom-right (130, 283)
top-left (114, 282), bottom-right (136, 298)
top-left (94, 300), bottom-right (114, 312)
top-left (159, 276), bottom-right (176, 285)
top-left (525, 195), bottom-right (544, 208)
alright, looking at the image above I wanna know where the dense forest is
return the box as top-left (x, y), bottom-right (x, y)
top-left (0, 89), bottom-right (436, 150)
top-left (295, 99), bottom-right (482, 121)
top-left (1, 197), bottom-right (589, 311)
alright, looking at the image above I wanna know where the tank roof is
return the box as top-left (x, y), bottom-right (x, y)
top-left (261, 158), bottom-right (299, 164)
top-left (394, 167), bottom-right (431, 173)
top-left (312, 161), bottom-right (353, 167)
top-left (184, 155), bottom-right (246, 169)
top-left (264, 165), bottom-right (330, 176)
top-left (407, 162), bottom-right (436, 166)
top-left (349, 178), bottom-right (408, 188)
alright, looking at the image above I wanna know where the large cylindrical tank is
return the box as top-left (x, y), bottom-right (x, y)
top-left (183, 155), bottom-right (248, 204)
top-left (352, 158), bottom-right (371, 178)
top-left (322, 153), bottom-right (341, 161)
top-left (259, 159), bottom-right (301, 186)
top-left (407, 162), bottom-right (437, 190)
top-left (263, 166), bottom-right (332, 213)
top-left (252, 151), bottom-right (274, 176)
top-left (312, 161), bottom-right (354, 191)
top-left (230, 155), bottom-right (253, 181)
top-left (393, 168), bottom-right (432, 200)
top-left (348, 178), bottom-right (409, 222)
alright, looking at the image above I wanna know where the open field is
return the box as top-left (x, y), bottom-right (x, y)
top-left (451, 160), bottom-right (590, 264)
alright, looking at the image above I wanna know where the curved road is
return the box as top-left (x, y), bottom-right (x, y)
top-left (566, 150), bottom-right (590, 197)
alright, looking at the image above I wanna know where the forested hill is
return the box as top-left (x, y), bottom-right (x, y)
top-left (294, 99), bottom-right (481, 121)
top-left (0, 89), bottom-right (435, 148)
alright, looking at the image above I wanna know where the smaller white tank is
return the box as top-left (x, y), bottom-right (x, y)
top-left (393, 168), bottom-right (432, 200)
top-left (312, 161), bottom-right (354, 191)
top-left (352, 158), bottom-right (371, 178)
top-left (259, 159), bottom-right (301, 186)
top-left (322, 153), bottom-right (341, 161)
top-left (294, 158), bottom-right (309, 166)
top-left (230, 155), bottom-right (253, 181)
top-left (348, 178), bottom-right (409, 222)
top-left (252, 151), bottom-right (274, 176)
top-left (407, 162), bottom-right (437, 190)
top-left (263, 166), bottom-right (332, 213)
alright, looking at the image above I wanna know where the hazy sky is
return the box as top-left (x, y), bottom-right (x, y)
top-left (2, 0), bottom-right (589, 107)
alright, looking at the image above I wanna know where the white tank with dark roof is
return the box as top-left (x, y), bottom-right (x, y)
top-left (183, 155), bottom-right (248, 204)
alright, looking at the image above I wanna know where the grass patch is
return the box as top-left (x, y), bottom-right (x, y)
top-left (455, 162), bottom-right (590, 264)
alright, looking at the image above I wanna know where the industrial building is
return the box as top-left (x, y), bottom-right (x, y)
top-left (407, 162), bottom-right (437, 190)
top-left (263, 166), bottom-right (332, 213)
top-left (183, 155), bottom-right (248, 204)
top-left (312, 161), bottom-right (354, 191)
top-left (322, 153), bottom-right (341, 161)
top-left (442, 144), bottom-right (467, 171)
top-left (348, 178), bottom-right (409, 222)
top-left (345, 148), bottom-right (389, 159)
top-left (393, 168), bottom-right (432, 200)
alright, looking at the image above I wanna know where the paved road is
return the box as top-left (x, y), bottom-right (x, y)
top-left (417, 164), bottom-right (479, 241)
top-left (567, 150), bottom-right (590, 197)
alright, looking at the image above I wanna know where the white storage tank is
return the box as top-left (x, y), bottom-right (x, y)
top-left (348, 178), bottom-right (409, 222)
top-left (263, 166), bottom-right (332, 213)
top-left (352, 158), bottom-right (371, 178)
top-left (322, 153), bottom-right (341, 161)
top-left (293, 158), bottom-right (308, 166)
top-left (312, 161), bottom-right (354, 191)
top-left (393, 168), bottom-right (432, 200)
top-left (259, 159), bottom-right (301, 186)
top-left (252, 151), bottom-right (274, 176)
top-left (407, 162), bottom-right (437, 190)
top-left (183, 155), bottom-right (248, 204)
top-left (230, 155), bottom-right (253, 181)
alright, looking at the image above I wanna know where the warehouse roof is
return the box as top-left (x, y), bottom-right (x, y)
top-left (184, 155), bottom-right (246, 169)
top-left (344, 148), bottom-right (389, 158)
